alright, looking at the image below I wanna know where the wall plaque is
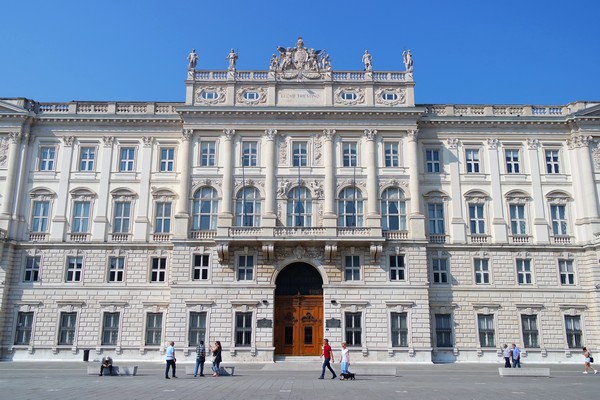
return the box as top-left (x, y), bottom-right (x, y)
top-left (326, 318), bottom-right (341, 328)
top-left (257, 318), bottom-right (272, 328)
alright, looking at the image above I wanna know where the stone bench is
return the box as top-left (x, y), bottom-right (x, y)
top-left (498, 367), bottom-right (550, 377)
top-left (87, 365), bottom-right (138, 376)
top-left (184, 365), bottom-right (235, 376)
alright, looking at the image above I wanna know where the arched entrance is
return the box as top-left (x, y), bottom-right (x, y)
top-left (274, 262), bottom-right (323, 356)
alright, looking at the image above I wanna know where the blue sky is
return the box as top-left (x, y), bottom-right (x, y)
top-left (1, 0), bottom-right (598, 105)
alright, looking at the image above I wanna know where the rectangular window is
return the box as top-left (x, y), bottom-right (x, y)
top-left (384, 142), bottom-right (400, 167)
top-left (428, 203), bottom-right (445, 234)
top-left (113, 201), bottom-right (131, 233)
top-left (505, 149), bottom-right (520, 173)
top-left (465, 149), bottom-right (480, 173)
top-left (200, 141), bottom-right (216, 166)
top-left (559, 259), bottom-right (575, 285)
top-left (432, 257), bottom-right (449, 284)
top-left (545, 149), bottom-right (560, 174)
top-left (342, 142), bottom-right (357, 167)
top-left (468, 204), bottom-right (485, 235)
top-left (521, 315), bottom-right (539, 348)
top-left (235, 312), bottom-right (252, 346)
top-left (192, 254), bottom-right (210, 280)
top-left (516, 259), bottom-right (532, 284)
top-left (58, 312), bottom-right (77, 345)
top-left (72, 201), bottom-right (90, 233)
top-left (38, 146), bottom-right (56, 171)
top-left (102, 312), bottom-right (119, 345)
top-left (550, 205), bottom-right (568, 236)
top-left (435, 314), bottom-right (453, 347)
top-left (509, 204), bottom-right (527, 235)
top-left (14, 312), bottom-right (34, 345)
top-left (154, 202), bottom-right (172, 233)
top-left (344, 255), bottom-right (361, 281)
top-left (292, 142), bottom-right (308, 167)
top-left (31, 201), bottom-right (49, 232)
top-left (237, 255), bottom-right (254, 281)
top-left (425, 149), bottom-right (440, 173)
top-left (189, 312), bottom-right (207, 346)
top-left (66, 256), bottom-right (83, 282)
top-left (565, 316), bottom-right (582, 349)
top-left (391, 312), bottom-right (408, 347)
top-left (477, 314), bottom-right (495, 347)
top-left (389, 255), bottom-right (406, 281)
top-left (79, 146), bottom-right (96, 171)
top-left (108, 257), bottom-right (125, 282)
top-left (159, 147), bottom-right (175, 172)
top-left (119, 147), bottom-right (135, 172)
top-left (242, 141), bottom-right (257, 166)
top-left (345, 312), bottom-right (362, 346)
top-left (24, 256), bottom-right (41, 282)
top-left (150, 257), bottom-right (167, 282)
top-left (145, 313), bottom-right (163, 346)
top-left (474, 258), bottom-right (490, 284)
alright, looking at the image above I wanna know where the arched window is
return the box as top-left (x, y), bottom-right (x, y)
top-left (337, 187), bottom-right (363, 227)
top-left (287, 187), bottom-right (312, 227)
top-left (235, 187), bottom-right (261, 227)
top-left (192, 187), bottom-right (218, 230)
top-left (381, 188), bottom-right (407, 231)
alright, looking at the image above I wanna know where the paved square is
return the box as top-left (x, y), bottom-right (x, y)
top-left (1, 361), bottom-right (600, 400)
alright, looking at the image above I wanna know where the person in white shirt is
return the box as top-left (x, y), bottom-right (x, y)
top-left (339, 341), bottom-right (350, 379)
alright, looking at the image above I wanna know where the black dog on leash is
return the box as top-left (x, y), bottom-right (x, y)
top-left (341, 372), bottom-right (355, 380)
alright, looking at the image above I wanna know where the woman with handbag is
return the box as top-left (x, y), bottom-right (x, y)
top-left (583, 347), bottom-right (597, 374)
top-left (210, 341), bottom-right (222, 377)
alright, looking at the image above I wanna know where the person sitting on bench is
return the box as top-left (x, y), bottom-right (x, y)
top-left (100, 356), bottom-right (113, 376)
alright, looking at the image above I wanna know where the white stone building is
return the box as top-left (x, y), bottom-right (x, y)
top-left (1, 39), bottom-right (599, 363)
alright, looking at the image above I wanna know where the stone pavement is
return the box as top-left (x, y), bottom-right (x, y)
top-left (0, 361), bottom-right (599, 400)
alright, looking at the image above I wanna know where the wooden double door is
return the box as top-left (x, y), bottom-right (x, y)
top-left (274, 295), bottom-right (323, 356)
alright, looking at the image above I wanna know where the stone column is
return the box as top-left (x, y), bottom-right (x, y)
top-left (95, 136), bottom-right (116, 240)
top-left (50, 136), bottom-right (75, 240)
top-left (0, 131), bottom-right (22, 219)
top-left (218, 129), bottom-right (235, 231)
top-left (322, 129), bottom-right (337, 228)
top-left (406, 130), bottom-right (425, 239)
top-left (262, 129), bottom-right (278, 227)
top-left (173, 130), bottom-right (193, 239)
top-left (487, 138), bottom-right (508, 243)
top-left (567, 134), bottom-right (600, 238)
top-left (446, 138), bottom-right (466, 243)
top-left (364, 129), bottom-right (380, 229)
top-left (527, 139), bottom-right (550, 244)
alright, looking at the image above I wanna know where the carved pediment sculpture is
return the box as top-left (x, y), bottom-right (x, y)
top-left (271, 37), bottom-right (330, 80)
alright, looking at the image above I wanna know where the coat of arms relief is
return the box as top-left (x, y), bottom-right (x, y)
top-left (270, 37), bottom-right (331, 80)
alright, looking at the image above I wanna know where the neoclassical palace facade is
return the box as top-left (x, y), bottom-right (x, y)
top-left (1, 39), bottom-right (599, 363)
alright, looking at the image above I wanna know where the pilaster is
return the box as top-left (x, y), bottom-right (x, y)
top-left (406, 130), bottom-right (425, 239)
top-left (527, 139), bottom-right (550, 244)
top-left (174, 130), bottom-right (193, 239)
top-left (446, 138), bottom-right (466, 243)
top-left (49, 136), bottom-right (75, 240)
top-left (322, 129), bottom-right (337, 228)
top-left (217, 129), bottom-right (235, 234)
top-left (487, 138), bottom-right (508, 243)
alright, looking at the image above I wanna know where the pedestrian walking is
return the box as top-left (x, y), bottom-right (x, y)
top-left (583, 347), bottom-right (597, 374)
top-left (318, 338), bottom-right (336, 379)
top-left (165, 341), bottom-right (177, 379)
top-left (511, 343), bottom-right (521, 368)
top-left (502, 344), bottom-right (512, 368)
top-left (339, 341), bottom-right (351, 379)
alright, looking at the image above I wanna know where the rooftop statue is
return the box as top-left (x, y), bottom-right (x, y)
top-left (226, 49), bottom-right (238, 71)
top-left (272, 37), bottom-right (330, 80)
top-left (362, 50), bottom-right (373, 72)
top-left (187, 48), bottom-right (198, 70)
top-left (402, 49), bottom-right (413, 72)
